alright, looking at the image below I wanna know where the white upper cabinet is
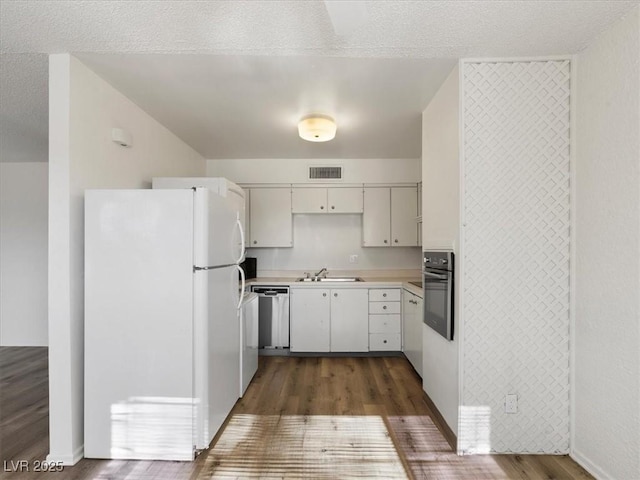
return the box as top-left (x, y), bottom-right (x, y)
top-left (248, 188), bottom-right (292, 247)
top-left (363, 187), bottom-right (391, 247)
top-left (291, 187), bottom-right (363, 214)
top-left (292, 188), bottom-right (327, 213)
top-left (391, 186), bottom-right (419, 247)
top-left (327, 188), bottom-right (363, 213)
top-left (363, 186), bottom-right (418, 247)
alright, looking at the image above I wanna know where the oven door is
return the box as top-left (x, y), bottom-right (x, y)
top-left (423, 269), bottom-right (453, 340)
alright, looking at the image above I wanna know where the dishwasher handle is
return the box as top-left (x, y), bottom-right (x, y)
top-left (252, 287), bottom-right (290, 296)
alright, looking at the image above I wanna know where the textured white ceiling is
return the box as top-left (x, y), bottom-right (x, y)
top-left (1, 0), bottom-right (638, 161)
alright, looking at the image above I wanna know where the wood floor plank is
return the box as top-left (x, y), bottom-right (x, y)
top-left (1, 348), bottom-right (594, 479)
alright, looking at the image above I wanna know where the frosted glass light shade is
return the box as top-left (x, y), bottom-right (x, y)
top-left (298, 115), bottom-right (337, 142)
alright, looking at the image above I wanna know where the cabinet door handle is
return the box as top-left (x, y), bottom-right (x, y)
top-left (394, 239), bottom-right (398, 243)
top-left (334, 293), bottom-right (338, 297)
top-left (323, 293), bottom-right (327, 297)
top-left (320, 205), bottom-right (324, 210)
top-left (384, 239), bottom-right (388, 244)
top-left (331, 206), bottom-right (335, 210)
top-left (253, 240), bottom-right (257, 244)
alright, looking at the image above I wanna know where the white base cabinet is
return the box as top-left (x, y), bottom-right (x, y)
top-left (290, 288), bottom-right (331, 352)
top-left (368, 288), bottom-right (402, 350)
top-left (290, 288), bottom-right (368, 352)
top-left (330, 289), bottom-right (369, 352)
top-left (403, 290), bottom-right (423, 376)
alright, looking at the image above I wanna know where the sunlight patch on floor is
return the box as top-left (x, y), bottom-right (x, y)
top-left (200, 414), bottom-right (408, 479)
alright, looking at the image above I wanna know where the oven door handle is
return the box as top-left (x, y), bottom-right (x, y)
top-left (423, 271), bottom-right (449, 281)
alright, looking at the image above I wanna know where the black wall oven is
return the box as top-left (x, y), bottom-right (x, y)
top-left (422, 251), bottom-right (454, 340)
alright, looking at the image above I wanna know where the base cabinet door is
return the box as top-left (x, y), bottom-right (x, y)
top-left (403, 290), bottom-right (423, 376)
top-left (290, 289), bottom-right (330, 352)
top-left (330, 289), bottom-right (369, 352)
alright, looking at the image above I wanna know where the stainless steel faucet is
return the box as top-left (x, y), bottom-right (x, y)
top-left (313, 267), bottom-right (328, 279)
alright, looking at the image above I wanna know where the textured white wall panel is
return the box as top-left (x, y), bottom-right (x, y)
top-left (460, 60), bottom-right (571, 454)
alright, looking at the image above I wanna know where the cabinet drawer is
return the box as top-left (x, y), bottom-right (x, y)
top-left (369, 333), bottom-right (401, 351)
top-left (369, 315), bottom-right (401, 333)
top-left (369, 302), bottom-right (401, 314)
top-left (369, 289), bottom-right (401, 302)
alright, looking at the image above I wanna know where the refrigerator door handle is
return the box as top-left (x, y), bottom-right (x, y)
top-left (235, 214), bottom-right (246, 264)
top-left (237, 264), bottom-right (245, 310)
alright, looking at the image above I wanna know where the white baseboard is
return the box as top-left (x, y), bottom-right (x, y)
top-left (570, 448), bottom-right (611, 480)
top-left (46, 445), bottom-right (84, 466)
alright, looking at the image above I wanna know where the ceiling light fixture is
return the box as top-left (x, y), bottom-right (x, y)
top-left (298, 115), bottom-right (337, 142)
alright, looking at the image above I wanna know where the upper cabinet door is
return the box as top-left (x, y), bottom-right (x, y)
top-left (391, 187), bottom-right (418, 247)
top-left (249, 188), bottom-right (292, 247)
top-left (327, 187), bottom-right (363, 213)
top-left (363, 187), bottom-right (391, 247)
top-left (291, 188), bottom-right (327, 213)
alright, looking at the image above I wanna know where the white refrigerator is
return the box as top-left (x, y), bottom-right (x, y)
top-left (152, 177), bottom-right (246, 245)
top-left (152, 177), bottom-right (257, 397)
top-left (84, 188), bottom-right (245, 461)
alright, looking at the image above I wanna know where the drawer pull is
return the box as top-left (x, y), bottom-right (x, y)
top-left (323, 293), bottom-right (327, 297)
top-left (383, 305), bottom-right (387, 310)
top-left (383, 293), bottom-right (387, 297)
top-left (334, 293), bottom-right (338, 297)
top-left (383, 340), bottom-right (387, 344)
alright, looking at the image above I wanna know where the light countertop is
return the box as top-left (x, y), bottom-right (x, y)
top-left (246, 276), bottom-right (423, 297)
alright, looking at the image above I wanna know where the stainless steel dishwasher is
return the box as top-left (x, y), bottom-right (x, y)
top-left (250, 286), bottom-right (290, 349)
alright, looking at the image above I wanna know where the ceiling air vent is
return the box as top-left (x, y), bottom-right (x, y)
top-left (309, 166), bottom-right (342, 180)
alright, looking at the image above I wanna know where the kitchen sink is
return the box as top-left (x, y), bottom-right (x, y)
top-left (296, 277), bottom-right (363, 282)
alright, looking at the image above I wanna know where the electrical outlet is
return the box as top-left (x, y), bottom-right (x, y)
top-left (505, 394), bottom-right (518, 414)
top-left (349, 254), bottom-right (358, 264)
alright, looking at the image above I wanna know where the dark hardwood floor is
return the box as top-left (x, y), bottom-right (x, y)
top-left (0, 348), bottom-right (593, 479)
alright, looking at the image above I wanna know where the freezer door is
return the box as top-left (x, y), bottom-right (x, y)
top-left (194, 265), bottom-right (240, 447)
top-left (193, 188), bottom-right (242, 267)
top-left (152, 177), bottom-right (245, 234)
top-left (84, 189), bottom-right (196, 461)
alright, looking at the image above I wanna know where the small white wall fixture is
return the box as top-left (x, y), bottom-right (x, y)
top-left (111, 128), bottom-right (133, 148)
top-left (459, 58), bottom-right (572, 454)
